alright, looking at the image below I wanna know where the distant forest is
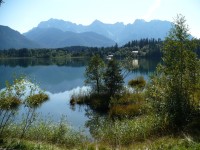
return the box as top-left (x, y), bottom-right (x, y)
top-left (0, 38), bottom-right (200, 59)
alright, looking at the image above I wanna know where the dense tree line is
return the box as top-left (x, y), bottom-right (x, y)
top-left (122, 38), bottom-right (163, 58)
top-left (0, 39), bottom-right (161, 59)
top-left (1, 38), bottom-right (199, 59)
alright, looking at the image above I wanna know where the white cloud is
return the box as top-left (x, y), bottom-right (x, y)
top-left (143, 0), bottom-right (161, 21)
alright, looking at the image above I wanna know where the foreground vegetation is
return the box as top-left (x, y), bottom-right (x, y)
top-left (0, 77), bottom-right (87, 149)
top-left (0, 116), bottom-right (87, 149)
top-left (1, 114), bottom-right (199, 149)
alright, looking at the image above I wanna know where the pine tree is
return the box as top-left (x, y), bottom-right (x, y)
top-left (104, 59), bottom-right (124, 97)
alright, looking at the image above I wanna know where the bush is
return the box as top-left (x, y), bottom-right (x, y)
top-left (0, 96), bottom-right (21, 110)
top-left (109, 92), bottom-right (147, 118)
top-left (70, 92), bottom-right (110, 112)
top-left (128, 76), bottom-right (146, 93)
top-left (109, 104), bottom-right (144, 118)
top-left (91, 115), bottom-right (166, 146)
top-left (26, 93), bottom-right (48, 108)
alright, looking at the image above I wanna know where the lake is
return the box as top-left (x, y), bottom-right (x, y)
top-left (0, 58), bottom-right (159, 132)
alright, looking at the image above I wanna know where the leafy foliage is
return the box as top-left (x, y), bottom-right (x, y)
top-left (85, 55), bottom-right (105, 94)
top-left (147, 14), bottom-right (200, 130)
top-left (26, 93), bottom-right (48, 108)
top-left (0, 96), bottom-right (21, 110)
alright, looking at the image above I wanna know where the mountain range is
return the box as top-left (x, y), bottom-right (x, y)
top-left (0, 25), bottom-right (40, 49)
top-left (0, 19), bottom-right (172, 49)
top-left (23, 28), bottom-right (115, 48)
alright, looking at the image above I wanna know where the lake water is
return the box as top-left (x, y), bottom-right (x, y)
top-left (0, 58), bottom-right (159, 132)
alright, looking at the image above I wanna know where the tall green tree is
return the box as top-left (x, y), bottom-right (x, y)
top-left (104, 59), bottom-right (124, 97)
top-left (85, 55), bottom-right (105, 94)
top-left (150, 14), bottom-right (200, 129)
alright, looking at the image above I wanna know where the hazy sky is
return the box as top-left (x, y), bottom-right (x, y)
top-left (0, 0), bottom-right (199, 38)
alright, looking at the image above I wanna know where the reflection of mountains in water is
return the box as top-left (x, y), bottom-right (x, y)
top-left (0, 58), bottom-right (87, 67)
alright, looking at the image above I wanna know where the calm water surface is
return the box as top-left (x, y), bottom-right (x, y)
top-left (0, 58), bottom-right (159, 131)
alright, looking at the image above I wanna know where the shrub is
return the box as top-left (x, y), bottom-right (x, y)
top-left (109, 104), bottom-right (144, 118)
top-left (0, 96), bottom-right (21, 110)
top-left (128, 76), bottom-right (146, 93)
top-left (91, 115), bottom-right (166, 146)
top-left (26, 93), bottom-right (48, 108)
top-left (109, 92), bottom-right (147, 118)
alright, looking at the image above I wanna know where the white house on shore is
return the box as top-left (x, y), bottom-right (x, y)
top-left (106, 54), bottom-right (113, 60)
top-left (132, 51), bottom-right (139, 54)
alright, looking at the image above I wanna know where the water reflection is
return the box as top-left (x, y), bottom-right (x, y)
top-left (0, 57), bottom-right (160, 133)
top-left (0, 58), bottom-right (87, 67)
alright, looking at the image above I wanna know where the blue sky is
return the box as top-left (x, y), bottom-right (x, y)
top-left (0, 0), bottom-right (199, 38)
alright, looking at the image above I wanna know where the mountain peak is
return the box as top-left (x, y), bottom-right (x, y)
top-left (91, 20), bottom-right (104, 25)
top-left (37, 19), bottom-right (78, 32)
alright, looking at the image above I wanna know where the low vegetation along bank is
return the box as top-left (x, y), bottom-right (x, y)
top-left (1, 15), bottom-right (200, 149)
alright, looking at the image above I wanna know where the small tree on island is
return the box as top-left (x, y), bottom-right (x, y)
top-left (85, 55), bottom-right (105, 94)
top-left (104, 59), bottom-right (124, 97)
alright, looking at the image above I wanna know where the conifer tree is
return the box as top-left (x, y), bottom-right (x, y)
top-left (104, 59), bottom-right (124, 97)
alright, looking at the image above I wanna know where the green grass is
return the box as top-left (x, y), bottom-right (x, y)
top-left (0, 139), bottom-right (64, 150)
top-left (1, 116), bottom-right (87, 149)
top-left (90, 115), bottom-right (166, 146)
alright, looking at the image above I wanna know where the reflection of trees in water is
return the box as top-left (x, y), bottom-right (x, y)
top-left (70, 104), bottom-right (108, 140)
top-left (0, 58), bottom-right (87, 67)
top-left (0, 57), bottom-right (160, 73)
top-left (137, 58), bottom-right (161, 74)
top-left (84, 107), bottom-right (108, 140)
top-left (122, 58), bottom-right (160, 76)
